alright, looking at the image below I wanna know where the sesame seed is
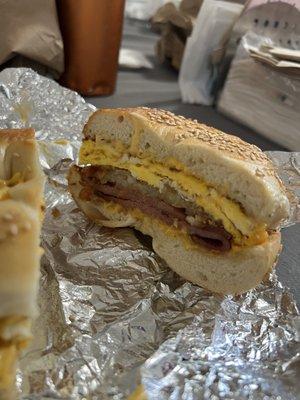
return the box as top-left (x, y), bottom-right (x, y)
top-left (256, 169), bottom-right (265, 177)
top-left (9, 224), bottom-right (18, 235)
top-left (135, 107), bottom-right (270, 167)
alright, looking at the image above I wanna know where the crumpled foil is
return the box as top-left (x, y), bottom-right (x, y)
top-left (0, 68), bottom-right (299, 400)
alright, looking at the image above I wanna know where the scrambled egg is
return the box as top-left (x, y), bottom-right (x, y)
top-left (79, 140), bottom-right (267, 247)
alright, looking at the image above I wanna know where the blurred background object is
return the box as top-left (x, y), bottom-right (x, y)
top-left (217, 0), bottom-right (300, 150)
top-left (151, 0), bottom-right (202, 70)
top-left (179, 0), bottom-right (203, 16)
top-left (119, 48), bottom-right (154, 69)
top-left (0, 0), bottom-right (299, 147)
top-left (125, 0), bottom-right (180, 20)
top-left (0, 0), bottom-right (63, 78)
top-left (57, 0), bottom-right (125, 96)
top-left (179, 0), bottom-right (243, 104)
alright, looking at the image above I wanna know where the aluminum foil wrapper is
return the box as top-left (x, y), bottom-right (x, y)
top-left (0, 68), bottom-right (299, 400)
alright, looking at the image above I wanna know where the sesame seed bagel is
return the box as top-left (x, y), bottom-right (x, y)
top-left (69, 107), bottom-right (290, 294)
top-left (0, 128), bottom-right (44, 398)
top-left (0, 128), bottom-right (44, 320)
top-left (83, 107), bottom-right (289, 228)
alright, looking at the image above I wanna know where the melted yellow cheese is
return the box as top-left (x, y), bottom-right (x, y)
top-left (0, 344), bottom-right (17, 392)
top-left (0, 317), bottom-right (28, 394)
top-left (80, 140), bottom-right (267, 246)
top-left (101, 200), bottom-right (254, 253)
top-left (0, 317), bottom-right (31, 392)
top-left (128, 385), bottom-right (147, 400)
top-left (0, 188), bottom-right (9, 200)
top-left (0, 172), bottom-right (23, 188)
top-left (0, 316), bottom-right (30, 343)
top-left (0, 172), bottom-right (25, 200)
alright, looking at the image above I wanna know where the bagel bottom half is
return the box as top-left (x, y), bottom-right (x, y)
top-left (68, 168), bottom-right (281, 295)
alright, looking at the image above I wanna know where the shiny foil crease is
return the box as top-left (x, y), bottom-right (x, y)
top-left (0, 68), bottom-right (299, 399)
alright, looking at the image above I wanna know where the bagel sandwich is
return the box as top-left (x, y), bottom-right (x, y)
top-left (68, 107), bottom-right (289, 295)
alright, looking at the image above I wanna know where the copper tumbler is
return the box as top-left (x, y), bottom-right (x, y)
top-left (57, 0), bottom-right (125, 96)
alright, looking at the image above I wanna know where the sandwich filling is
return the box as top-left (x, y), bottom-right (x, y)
top-left (0, 344), bottom-right (17, 395)
top-left (79, 140), bottom-right (268, 249)
top-left (0, 316), bottom-right (30, 391)
top-left (0, 172), bottom-right (24, 200)
top-left (77, 165), bottom-right (232, 251)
